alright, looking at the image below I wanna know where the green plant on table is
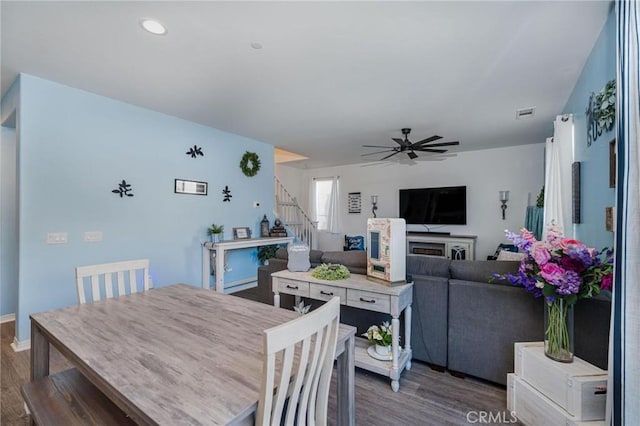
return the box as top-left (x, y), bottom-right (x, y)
top-left (310, 263), bottom-right (350, 281)
top-left (207, 224), bottom-right (224, 236)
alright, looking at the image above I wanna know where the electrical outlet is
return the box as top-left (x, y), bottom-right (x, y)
top-left (84, 231), bottom-right (103, 242)
top-left (46, 232), bottom-right (68, 244)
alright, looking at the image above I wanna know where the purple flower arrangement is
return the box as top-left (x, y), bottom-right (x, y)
top-left (494, 225), bottom-right (614, 305)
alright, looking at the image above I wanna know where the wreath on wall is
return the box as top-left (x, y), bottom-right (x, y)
top-left (240, 151), bottom-right (261, 177)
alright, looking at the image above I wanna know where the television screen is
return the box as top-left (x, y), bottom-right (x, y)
top-left (399, 186), bottom-right (467, 225)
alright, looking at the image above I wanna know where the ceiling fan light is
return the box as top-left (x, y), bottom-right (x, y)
top-left (408, 151), bottom-right (418, 160)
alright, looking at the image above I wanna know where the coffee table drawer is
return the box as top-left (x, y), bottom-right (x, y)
top-left (310, 284), bottom-right (346, 304)
top-left (277, 279), bottom-right (309, 297)
top-left (347, 289), bottom-right (390, 313)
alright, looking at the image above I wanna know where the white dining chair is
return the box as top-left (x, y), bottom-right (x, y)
top-left (256, 297), bottom-right (340, 426)
top-left (75, 259), bottom-right (151, 304)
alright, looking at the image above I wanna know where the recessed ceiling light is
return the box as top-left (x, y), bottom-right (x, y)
top-left (140, 19), bottom-right (167, 35)
top-left (250, 42), bottom-right (263, 50)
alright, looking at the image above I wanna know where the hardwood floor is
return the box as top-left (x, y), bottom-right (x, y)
top-left (1, 321), bottom-right (516, 425)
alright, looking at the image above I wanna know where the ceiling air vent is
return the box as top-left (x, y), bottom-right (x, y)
top-left (516, 107), bottom-right (536, 120)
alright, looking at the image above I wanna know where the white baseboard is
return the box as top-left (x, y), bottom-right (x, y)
top-left (0, 313), bottom-right (16, 324)
top-left (11, 336), bottom-right (30, 352)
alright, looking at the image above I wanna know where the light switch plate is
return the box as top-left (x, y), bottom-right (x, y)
top-left (84, 231), bottom-right (103, 242)
top-left (46, 232), bottom-right (68, 244)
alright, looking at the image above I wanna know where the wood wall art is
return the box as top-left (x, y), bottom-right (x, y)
top-left (348, 192), bottom-right (362, 214)
top-left (112, 180), bottom-right (134, 198)
top-left (186, 145), bottom-right (204, 158)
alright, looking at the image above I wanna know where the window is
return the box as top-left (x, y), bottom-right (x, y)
top-left (314, 178), bottom-right (333, 231)
top-left (312, 176), bottom-right (340, 233)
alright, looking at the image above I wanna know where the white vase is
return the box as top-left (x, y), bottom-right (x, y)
top-left (375, 344), bottom-right (391, 357)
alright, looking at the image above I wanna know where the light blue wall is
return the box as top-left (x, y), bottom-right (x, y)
top-left (0, 76), bottom-right (20, 318)
top-left (1, 126), bottom-right (19, 317)
top-left (12, 74), bottom-right (274, 341)
top-left (563, 6), bottom-right (616, 249)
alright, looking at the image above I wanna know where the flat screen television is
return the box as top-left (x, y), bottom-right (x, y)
top-left (399, 186), bottom-right (467, 225)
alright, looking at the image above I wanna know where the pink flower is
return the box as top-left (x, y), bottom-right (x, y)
top-left (560, 238), bottom-right (582, 250)
top-left (521, 228), bottom-right (537, 243)
top-left (539, 263), bottom-right (566, 285)
top-left (601, 274), bottom-right (613, 291)
top-left (530, 242), bottom-right (551, 266)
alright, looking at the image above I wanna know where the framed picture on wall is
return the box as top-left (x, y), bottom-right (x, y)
top-left (572, 161), bottom-right (581, 224)
top-left (609, 139), bottom-right (616, 188)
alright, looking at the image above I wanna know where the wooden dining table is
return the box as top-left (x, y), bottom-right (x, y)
top-left (28, 284), bottom-right (356, 425)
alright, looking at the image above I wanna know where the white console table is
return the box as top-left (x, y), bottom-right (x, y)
top-left (406, 233), bottom-right (477, 260)
top-left (271, 269), bottom-right (413, 392)
top-left (202, 237), bottom-right (293, 293)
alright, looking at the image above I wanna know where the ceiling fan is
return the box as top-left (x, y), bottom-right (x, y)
top-left (362, 128), bottom-right (459, 161)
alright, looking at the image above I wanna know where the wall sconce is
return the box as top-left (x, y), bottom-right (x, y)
top-left (371, 195), bottom-right (378, 218)
top-left (499, 191), bottom-right (510, 220)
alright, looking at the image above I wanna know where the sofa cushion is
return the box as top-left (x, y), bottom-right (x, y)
top-left (320, 250), bottom-right (367, 275)
top-left (406, 255), bottom-right (451, 278)
top-left (450, 260), bottom-right (520, 284)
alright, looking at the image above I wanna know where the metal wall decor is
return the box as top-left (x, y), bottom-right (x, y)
top-left (222, 185), bottom-right (232, 202)
top-left (348, 192), bottom-right (362, 214)
top-left (586, 79), bottom-right (616, 146)
top-left (112, 180), bottom-right (134, 198)
top-left (186, 145), bottom-right (204, 158)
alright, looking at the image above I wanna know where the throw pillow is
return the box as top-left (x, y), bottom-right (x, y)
top-left (344, 235), bottom-right (365, 251)
top-left (496, 250), bottom-right (526, 261)
top-left (287, 244), bottom-right (311, 272)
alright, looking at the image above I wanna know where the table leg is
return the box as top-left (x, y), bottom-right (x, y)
top-left (30, 322), bottom-right (49, 381)
top-left (336, 334), bottom-right (355, 426)
top-left (391, 316), bottom-right (400, 392)
top-left (404, 304), bottom-right (412, 371)
top-left (215, 247), bottom-right (225, 292)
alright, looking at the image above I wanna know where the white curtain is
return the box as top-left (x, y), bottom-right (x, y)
top-left (543, 115), bottom-right (574, 238)
top-left (326, 176), bottom-right (341, 234)
top-left (609, 1), bottom-right (640, 423)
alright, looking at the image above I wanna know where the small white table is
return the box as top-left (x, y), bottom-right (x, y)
top-left (201, 237), bottom-right (293, 293)
top-left (271, 269), bottom-right (413, 392)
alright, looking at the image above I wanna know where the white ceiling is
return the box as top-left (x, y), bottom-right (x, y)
top-left (1, 1), bottom-right (611, 168)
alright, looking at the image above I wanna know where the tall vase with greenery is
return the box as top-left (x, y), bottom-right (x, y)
top-left (494, 225), bottom-right (613, 363)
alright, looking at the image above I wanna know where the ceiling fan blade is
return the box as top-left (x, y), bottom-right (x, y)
top-left (407, 151), bottom-right (418, 160)
top-left (392, 138), bottom-right (406, 146)
top-left (380, 151), bottom-right (401, 160)
top-left (413, 135), bottom-right (442, 146)
top-left (361, 149), bottom-right (397, 156)
top-left (414, 148), bottom-right (448, 154)
top-left (363, 145), bottom-right (395, 148)
top-left (413, 141), bottom-right (460, 148)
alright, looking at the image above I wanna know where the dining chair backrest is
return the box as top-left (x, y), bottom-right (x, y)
top-left (256, 297), bottom-right (340, 426)
top-left (75, 259), bottom-right (151, 305)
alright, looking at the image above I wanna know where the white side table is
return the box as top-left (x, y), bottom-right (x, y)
top-left (271, 269), bottom-right (413, 392)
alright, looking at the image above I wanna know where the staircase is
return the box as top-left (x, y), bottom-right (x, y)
top-left (274, 176), bottom-right (317, 249)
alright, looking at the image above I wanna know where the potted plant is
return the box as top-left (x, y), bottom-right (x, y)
top-left (363, 321), bottom-right (393, 357)
top-left (257, 244), bottom-right (278, 265)
top-left (207, 224), bottom-right (224, 242)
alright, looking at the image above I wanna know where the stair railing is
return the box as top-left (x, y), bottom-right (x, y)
top-left (274, 176), bottom-right (318, 249)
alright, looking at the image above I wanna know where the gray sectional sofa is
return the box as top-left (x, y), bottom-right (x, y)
top-left (235, 248), bottom-right (611, 386)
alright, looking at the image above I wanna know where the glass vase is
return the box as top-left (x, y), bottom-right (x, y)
top-left (544, 298), bottom-right (574, 362)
